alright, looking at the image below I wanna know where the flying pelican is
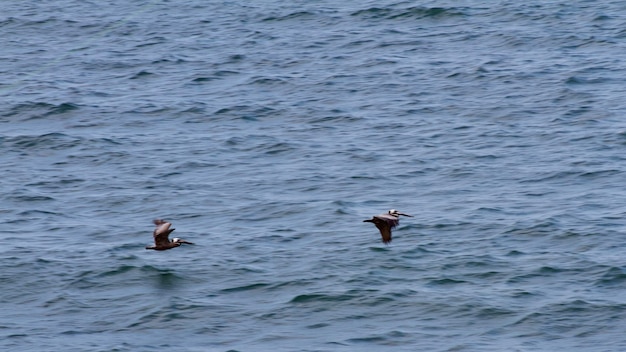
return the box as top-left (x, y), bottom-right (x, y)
top-left (363, 209), bottom-right (413, 244)
top-left (146, 219), bottom-right (194, 250)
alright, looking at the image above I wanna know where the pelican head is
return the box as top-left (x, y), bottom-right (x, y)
top-left (388, 209), bottom-right (413, 217)
top-left (172, 237), bottom-right (194, 245)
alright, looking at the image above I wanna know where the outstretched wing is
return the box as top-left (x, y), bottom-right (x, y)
top-left (153, 219), bottom-right (175, 246)
top-left (374, 222), bottom-right (392, 244)
top-left (374, 214), bottom-right (399, 244)
top-left (372, 215), bottom-right (399, 244)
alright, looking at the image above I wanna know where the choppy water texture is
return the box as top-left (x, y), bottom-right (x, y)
top-left (2, 1), bottom-right (626, 351)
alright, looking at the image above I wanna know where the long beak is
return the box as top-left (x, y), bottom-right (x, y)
top-left (363, 219), bottom-right (373, 222)
top-left (398, 213), bottom-right (413, 217)
top-left (179, 240), bottom-right (194, 245)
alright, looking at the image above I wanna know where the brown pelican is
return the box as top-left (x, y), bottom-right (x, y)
top-left (363, 209), bottom-right (413, 244)
top-left (146, 219), bottom-right (194, 250)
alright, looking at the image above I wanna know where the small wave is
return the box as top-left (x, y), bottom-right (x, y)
top-left (214, 104), bottom-right (280, 121)
top-left (5, 132), bottom-right (82, 151)
top-left (263, 142), bottom-right (295, 155)
top-left (505, 219), bottom-right (561, 237)
top-left (3, 102), bottom-right (79, 120)
top-left (8, 188), bottom-right (56, 202)
top-left (3, 16), bottom-right (76, 28)
top-left (247, 76), bottom-right (288, 86)
top-left (595, 266), bottom-right (626, 286)
top-left (427, 277), bottom-right (468, 286)
top-left (519, 169), bottom-right (621, 184)
top-left (289, 292), bottom-right (357, 303)
top-left (308, 114), bottom-right (364, 124)
top-left (262, 11), bottom-right (316, 22)
top-left (44, 178), bottom-right (86, 186)
top-left (222, 135), bottom-right (295, 156)
top-left (140, 264), bottom-right (178, 275)
top-left (0, 17), bottom-right (19, 28)
top-left (17, 209), bottom-right (59, 216)
top-left (506, 264), bottom-right (575, 285)
top-left (191, 76), bottom-right (216, 83)
top-left (220, 282), bottom-right (271, 293)
top-left (579, 169), bottom-right (622, 178)
top-left (346, 335), bottom-right (387, 344)
top-left (96, 265), bottom-right (137, 278)
top-left (509, 299), bottom-right (626, 332)
top-left (351, 6), bottom-right (465, 20)
top-left (565, 75), bottom-right (611, 85)
top-left (129, 70), bottom-right (155, 79)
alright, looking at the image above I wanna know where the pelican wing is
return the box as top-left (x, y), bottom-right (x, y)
top-left (374, 222), bottom-right (392, 244)
top-left (372, 214), bottom-right (399, 244)
top-left (153, 219), bottom-right (175, 246)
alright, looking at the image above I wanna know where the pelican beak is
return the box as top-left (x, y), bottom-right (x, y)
top-left (179, 240), bottom-right (194, 245)
top-left (398, 212), bottom-right (413, 217)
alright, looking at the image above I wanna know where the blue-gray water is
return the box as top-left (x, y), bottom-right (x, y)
top-left (2, 1), bottom-right (626, 351)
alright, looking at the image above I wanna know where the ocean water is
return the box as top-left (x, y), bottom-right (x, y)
top-left (2, 1), bottom-right (626, 351)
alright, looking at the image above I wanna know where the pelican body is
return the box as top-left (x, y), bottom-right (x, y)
top-left (363, 209), bottom-right (413, 244)
top-left (146, 219), bottom-right (194, 250)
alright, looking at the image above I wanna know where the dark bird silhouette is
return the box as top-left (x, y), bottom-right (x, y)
top-left (146, 219), bottom-right (194, 250)
top-left (363, 209), bottom-right (413, 244)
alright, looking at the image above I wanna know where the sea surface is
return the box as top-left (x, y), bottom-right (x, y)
top-left (2, 1), bottom-right (626, 351)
